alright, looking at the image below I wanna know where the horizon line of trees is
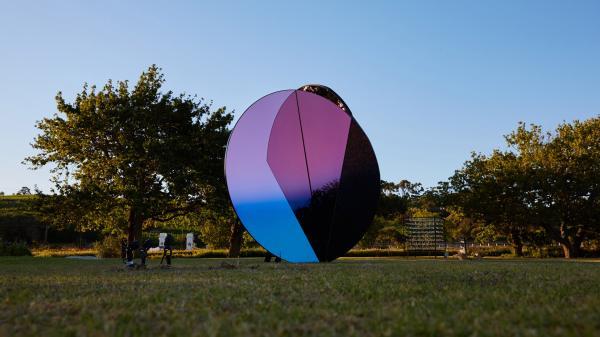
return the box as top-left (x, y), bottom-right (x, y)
top-left (373, 116), bottom-right (600, 259)
top-left (3, 65), bottom-right (598, 259)
top-left (377, 117), bottom-right (598, 258)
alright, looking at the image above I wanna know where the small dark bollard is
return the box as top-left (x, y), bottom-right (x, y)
top-left (160, 234), bottom-right (174, 266)
top-left (264, 252), bottom-right (281, 263)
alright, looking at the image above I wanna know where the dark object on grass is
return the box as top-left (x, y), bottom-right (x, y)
top-left (220, 261), bottom-right (237, 269)
top-left (264, 252), bottom-right (281, 263)
top-left (264, 252), bottom-right (271, 262)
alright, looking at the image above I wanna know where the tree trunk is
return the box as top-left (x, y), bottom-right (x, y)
top-left (228, 221), bottom-right (244, 258)
top-left (127, 207), bottom-right (144, 244)
top-left (560, 239), bottom-right (581, 259)
top-left (513, 243), bottom-right (524, 257)
top-left (558, 224), bottom-right (582, 259)
top-left (510, 231), bottom-right (524, 257)
top-left (560, 242), bottom-right (572, 259)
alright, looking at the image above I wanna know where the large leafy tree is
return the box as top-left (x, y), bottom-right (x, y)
top-left (443, 117), bottom-right (600, 258)
top-left (445, 152), bottom-right (534, 256)
top-left (506, 119), bottom-right (600, 258)
top-left (26, 65), bottom-right (233, 244)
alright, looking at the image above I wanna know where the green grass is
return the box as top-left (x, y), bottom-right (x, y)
top-left (1, 257), bottom-right (599, 337)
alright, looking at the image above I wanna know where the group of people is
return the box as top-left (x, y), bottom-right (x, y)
top-left (120, 234), bottom-right (174, 268)
top-left (120, 233), bottom-right (285, 266)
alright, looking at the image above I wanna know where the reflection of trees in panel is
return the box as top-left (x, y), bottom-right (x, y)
top-left (293, 180), bottom-right (340, 260)
top-left (298, 85), bottom-right (352, 115)
top-left (295, 180), bottom-right (339, 227)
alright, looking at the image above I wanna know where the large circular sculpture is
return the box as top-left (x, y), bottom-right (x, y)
top-left (225, 85), bottom-right (380, 262)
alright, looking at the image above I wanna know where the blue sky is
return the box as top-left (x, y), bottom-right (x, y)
top-left (1, 1), bottom-right (599, 194)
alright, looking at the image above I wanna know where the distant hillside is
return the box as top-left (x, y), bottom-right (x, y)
top-left (0, 195), bottom-right (100, 245)
top-left (0, 195), bottom-right (43, 242)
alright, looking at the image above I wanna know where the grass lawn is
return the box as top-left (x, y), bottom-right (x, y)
top-left (1, 257), bottom-right (599, 337)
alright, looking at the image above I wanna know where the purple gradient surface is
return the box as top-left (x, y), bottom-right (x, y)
top-left (296, 91), bottom-right (351, 192)
top-left (267, 92), bottom-right (312, 211)
top-left (225, 90), bottom-right (293, 202)
top-left (225, 90), bottom-right (318, 262)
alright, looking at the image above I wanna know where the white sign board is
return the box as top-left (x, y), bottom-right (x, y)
top-left (158, 233), bottom-right (167, 248)
top-left (186, 233), bottom-right (195, 250)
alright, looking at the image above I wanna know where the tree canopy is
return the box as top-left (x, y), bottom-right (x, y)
top-left (440, 117), bottom-right (600, 258)
top-left (26, 65), bottom-right (234, 243)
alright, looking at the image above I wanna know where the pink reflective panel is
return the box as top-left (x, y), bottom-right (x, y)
top-left (296, 90), bottom-right (351, 192)
top-left (267, 92), bottom-right (312, 211)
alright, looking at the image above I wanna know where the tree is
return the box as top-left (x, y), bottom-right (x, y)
top-left (444, 152), bottom-right (533, 256)
top-left (377, 180), bottom-right (412, 219)
top-left (506, 119), bottom-right (600, 258)
top-left (16, 187), bottom-right (31, 195)
top-left (359, 180), bottom-right (420, 248)
top-left (443, 206), bottom-right (481, 255)
top-left (442, 117), bottom-right (600, 258)
top-left (26, 65), bottom-right (234, 245)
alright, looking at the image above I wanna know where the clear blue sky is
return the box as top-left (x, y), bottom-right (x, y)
top-left (1, 1), bottom-right (599, 194)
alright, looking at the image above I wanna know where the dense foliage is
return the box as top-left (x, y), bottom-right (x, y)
top-left (357, 180), bottom-right (421, 248)
top-left (0, 195), bottom-right (44, 243)
top-left (438, 117), bottom-right (600, 258)
top-left (0, 241), bottom-right (31, 256)
top-left (10, 66), bottom-right (598, 259)
top-left (26, 66), bottom-right (234, 246)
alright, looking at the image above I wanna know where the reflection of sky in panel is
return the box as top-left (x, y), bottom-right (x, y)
top-left (267, 92), bottom-right (312, 212)
top-left (225, 90), bottom-right (318, 262)
top-left (296, 91), bottom-right (351, 192)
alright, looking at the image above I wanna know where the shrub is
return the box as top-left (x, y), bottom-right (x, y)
top-left (346, 248), bottom-right (405, 257)
top-left (469, 246), bottom-right (513, 257)
top-left (147, 248), bottom-right (266, 259)
top-left (527, 245), bottom-right (565, 258)
top-left (199, 219), bottom-right (231, 249)
top-left (373, 226), bottom-right (407, 247)
top-left (32, 247), bottom-right (96, 257)
top-left (0, 241), bottom-right (32, 256)
top-left (95, 236), bottom-right (122, 258)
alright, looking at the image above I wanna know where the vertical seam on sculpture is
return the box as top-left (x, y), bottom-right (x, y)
top-left (295, 91), bottom-right (313, 195)
top-left (324, 118), bottom-right (352, 261)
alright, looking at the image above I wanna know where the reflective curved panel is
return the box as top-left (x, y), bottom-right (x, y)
top-left (225, 87), bottom-right (380, 262)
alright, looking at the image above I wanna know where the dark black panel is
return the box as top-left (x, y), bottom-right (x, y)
top-left (294, 180), bottom-right (339, 261)
top-left (324, 119), bottom-right (381, 261)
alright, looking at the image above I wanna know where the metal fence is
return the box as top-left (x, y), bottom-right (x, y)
top-left (405, 217), bottom-right (446, 255)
